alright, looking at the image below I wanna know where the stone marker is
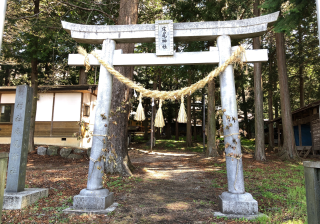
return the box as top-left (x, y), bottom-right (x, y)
top-left (6, 85), bottom-right (33, 192)
top-left (37, 146), bottom-right (47, 156)
top-left (0, 152), bottom-right (9, 224)
top-left (303, 161), bottom-right (320, 224)
top-left (3, 85), bottom-right (49, 209)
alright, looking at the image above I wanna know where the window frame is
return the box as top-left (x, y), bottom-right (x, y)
top-left (0, 104), bottom-right (14, 123)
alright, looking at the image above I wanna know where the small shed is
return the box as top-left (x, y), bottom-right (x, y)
top-left (268, 100), bottom-right (320, 157)
top-left (0, 85), bottom-right (97, 148)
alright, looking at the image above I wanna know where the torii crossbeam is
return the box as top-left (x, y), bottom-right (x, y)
top-left (62, 12), bottom-right (279, 218)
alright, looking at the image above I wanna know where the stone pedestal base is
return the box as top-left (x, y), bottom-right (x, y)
top-left (73, 188), bottom-right (114, 210)
top-left (3, 188), bottom-right (49, 210)
top-left (219, 192), bottom-right (258, 215)
top-left (63, 202), bottom-right (118, 215)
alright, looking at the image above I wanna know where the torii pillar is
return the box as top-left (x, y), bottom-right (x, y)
top-left (61, 12), bottom-right (278, 216)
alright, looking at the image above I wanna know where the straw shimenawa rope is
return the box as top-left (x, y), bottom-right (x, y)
top-left (134, 93), bottom-right (146, 121)
top-left (78, 46), bottom-right (246, 100)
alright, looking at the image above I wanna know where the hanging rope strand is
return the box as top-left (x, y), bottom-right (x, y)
top-left (78, 46), bottom-right (246, 100)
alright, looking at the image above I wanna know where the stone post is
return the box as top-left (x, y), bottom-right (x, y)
top-left (6, 85), bottom-right (33, 192)
top-left (0, 152), bottom-right (9, 224)
top-left (73, 39), bottom-right (115, 210)
top-left (216, 35), bottom-right (258, 216)
top-left (3, 85), bottom-right (49, 210)
top-left (303, 161), bottom-right (320, 224)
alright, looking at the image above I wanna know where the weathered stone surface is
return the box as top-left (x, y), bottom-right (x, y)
top-left (3, 188), bottom-right (49, 210)
top-left (0, 153), bottom-right (9, 219)
top-left (87, 148), bottom-right (91, 157)
top-left (218, 192), bottom-right (258, 215)
top-left (303, 161), bottom-right (320, 168)
top-left (73, 189), bottom-right (114, 210)
top-left (60, 147), bottom-right (72, 158)
top-left (63, 202), bottom-right (118, 215)
top-left (74, 149), bottom-right (84, 154)
top-left (6, 85), bottom-right (33, 193)
top-left (37, 146), bottom-right (47, 156)
top-left (67, 154), bottom-right (83, 159)
top-left (69, 48), bottom-right (268, 67)
top-left (61, 12), bottom-right (279, 44)
top-left (47, 146), bottom-right (59, 156)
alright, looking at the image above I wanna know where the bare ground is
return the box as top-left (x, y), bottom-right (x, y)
top-left (0, 142), bottom-right (313, 223)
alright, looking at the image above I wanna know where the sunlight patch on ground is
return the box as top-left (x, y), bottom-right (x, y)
top-left (143, 167), bottom-right (203, 180)
top-left (149, 194), bottom-right (164, 201)
top-left (149, 214), bottom-right (166, 221)
top-left (166, 202), bottom-right (190, 210)
top-left (138, 149), bottom-right (195, 157)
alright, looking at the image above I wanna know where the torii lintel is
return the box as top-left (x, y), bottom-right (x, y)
top-left (61, 12), bottom-right (279, 44)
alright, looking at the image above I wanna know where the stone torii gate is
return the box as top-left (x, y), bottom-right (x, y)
top-left (62, 12), bottom-right (279, 218)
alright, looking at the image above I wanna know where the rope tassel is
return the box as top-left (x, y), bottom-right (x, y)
top-left (177, 96), bottom-right (187, 123)
top-left (154, 99), bottom-right (165, 128)
top-left (134, 93), bottom-right (145, 121)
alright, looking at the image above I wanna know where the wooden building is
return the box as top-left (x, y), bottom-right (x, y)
top-left (268, 100), bottom-right (320, 157)
top-left (0, 85), bottom-right (97, 148)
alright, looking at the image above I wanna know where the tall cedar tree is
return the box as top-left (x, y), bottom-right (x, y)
top-left (105, 0), bottom-right (139, 176)
top-left (261, 0), bottom-right (313, 159)
top-left (253, 0), bottom-right (266, 161)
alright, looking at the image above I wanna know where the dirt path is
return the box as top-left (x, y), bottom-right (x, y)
top-left (113, 148), bottom-right (225, 223)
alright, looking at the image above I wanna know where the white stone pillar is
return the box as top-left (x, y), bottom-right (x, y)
top-left (216, 35), bottom-right (258, 216)
top-left (73, 39), bottom-right (115, 210)
top-left (217, 35), bottom-right (245, 194)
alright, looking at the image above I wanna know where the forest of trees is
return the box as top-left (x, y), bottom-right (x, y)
top-left (0, 0), bottom-right (318, 174)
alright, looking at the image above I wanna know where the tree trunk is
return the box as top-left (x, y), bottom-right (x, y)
top-left (268, 40), bottom-right (274, 151)
top-left (79, 67), bottom-right (88, 84)
top-left (175, 99), bottom-right (179, 140)
top-left (144, 101), bottom-right (149, 140)
top-left (241, 85), bottom-right (249, 138)
top-left (5, 68), bottom-right (10, 86)
top-left (104, 0), bottom-right (138, 176)
top-left (253, 0), bottom-right (266, 161)
top-left (207, 79), bottom-right (218, 157)
top-left (276, 32), bottom-right (299, 160)
top-left (298, 24), bottom-right (304, 108)
top-left (186, 75), bottom-right (192, 147)
top-left (28, 0), bottom-right (40, 153)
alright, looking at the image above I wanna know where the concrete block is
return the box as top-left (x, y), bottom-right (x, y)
top-left (60, 147), bottom-right (72, 158)
top-left (3, 188), bottom-right (49, 210)
top-left (218, 192), bottom-right (258, 215)
top-left (73, 192), bottom-right (114, 210)
top-left (37, 146), bottom-right (47, 156)
top-left (47, 146), bottom-right (59, 156)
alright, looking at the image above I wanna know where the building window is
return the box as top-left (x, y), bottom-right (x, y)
top-left (0, 104), bottom-right (13, 122)
top-left (83, 105), bottom-right (90, 117)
